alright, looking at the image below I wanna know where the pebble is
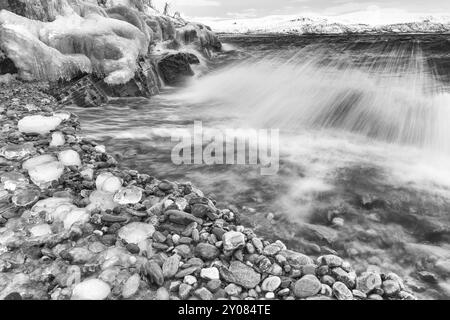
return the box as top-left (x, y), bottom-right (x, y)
top-left (222, 231), bottom-right (245, 251)
top-left (118, 222), bottom-right (155, 244)
top-left (294, 275), bottom-right (322, 298)
top-left (163, 254), bottom-right (181, 278)
top-left (200, 267), bottom-right (220, 281)
top-left (71, 279), bottom-right (111, 300)
top-left (261, 276), bottom-right (282, 292)
top-left (195, 243), bottom-right (220, 260)
top-left (122, 274), bottom-right (140, 298)
top-left (356, 272), bottom-right (382, 294)
top-left (333, 282), bottom-right (353, 300)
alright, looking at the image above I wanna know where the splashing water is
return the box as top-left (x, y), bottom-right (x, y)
top-left (176, 41), bottom-right (450, 153)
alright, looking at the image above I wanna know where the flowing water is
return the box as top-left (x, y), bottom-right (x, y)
top-left (67, 34), bottom-right (450, 299)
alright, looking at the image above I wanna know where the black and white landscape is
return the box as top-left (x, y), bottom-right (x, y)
top-left (1, 0), bottom-right (450, 302)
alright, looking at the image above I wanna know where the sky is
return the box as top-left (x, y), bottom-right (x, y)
top-left (152, 0), bottom-right (450, 22)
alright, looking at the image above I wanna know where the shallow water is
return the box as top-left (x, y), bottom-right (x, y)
top-left (67, 34), bottom-right (450, 299)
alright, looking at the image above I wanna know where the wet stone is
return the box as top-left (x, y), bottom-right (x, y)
top-left (294, 275), bottom-right (322, 298)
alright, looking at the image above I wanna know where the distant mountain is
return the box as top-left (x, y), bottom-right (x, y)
top-left (200, 14), bottom-right (450, 35)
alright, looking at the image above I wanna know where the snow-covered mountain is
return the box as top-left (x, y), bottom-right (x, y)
top-left (198, 14), bottom-right (450, 35)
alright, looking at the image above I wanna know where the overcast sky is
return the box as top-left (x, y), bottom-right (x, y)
top-left (152, 0), bottom-right (450, 20)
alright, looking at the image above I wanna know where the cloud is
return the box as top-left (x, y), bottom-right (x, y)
top-left (226, 8), bottom-right (258, 19)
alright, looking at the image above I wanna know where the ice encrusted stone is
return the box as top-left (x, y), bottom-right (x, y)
top-left (113, 186), bottom-right (142, 205)
top-left (58, 150), bottom-right (81, 166)
top-left (71, 279), bottom-right (111, 300)
top-left (87, 191), bottom-right (117, 211)
top-left (18, 115), bottom-right (62, 135)
top-left (29, 224), bottom-right (52, 237)
top-left (118, 222), bottom-right (155, 244)
top-left (22, 154), bottom-right (57, 171)
top-left (50, 132), bottom-right (65, 147)
top-left (96, 172), bottom-right (122, 193)
top-left (28, 161), bottom-right (64, 188)
top-left (1, 172), bottom-right (28, 191)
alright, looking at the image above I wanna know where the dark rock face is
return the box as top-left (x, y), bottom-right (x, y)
top-left (157, 52), bottom-right (200, 86)
top-left (98, 57), bottom-right (161, 98)
top-left (0, 49), bottom-right (18, 75)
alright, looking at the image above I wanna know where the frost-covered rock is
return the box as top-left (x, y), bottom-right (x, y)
top-left (31, 197), bottom-right (73, 216)
top-left (87, 190), bottom-right (117, 211)
top-left (18, 115), bottom-right (62, 135)
top-left (0, 143), bottom-right (35, 160)
top-left (113, 186), bottom-right (142, 204)
top-left (29, 224), bottom-right (53, 237)
top-left (118, 222), bottom-right (155, 244)
top-left (71, 279), bottom-right (111, 300)
top-left (50, 132), bottom-right (65, 147)
top-left (28, 161), bottom-right (64, 188)
top-left (63, 208), bottom-right (90, 230)
top-left (22, 154), bottom-right (57, 171)
top-left (58, 150), bottom-right (81, 166)
top-left (96, 172), bottom-right (122, 193)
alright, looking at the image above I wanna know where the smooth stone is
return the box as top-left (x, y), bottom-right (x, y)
top-left (163, 254), bottom-right (181, 278)
top-left (333, 282), bottom-right (353, 300)
top-left (220, 261), bottom-right (261, 289)
top-left (294, 275), bottom-right (321, 298)
top-left (356, 272), bottom-right (382, 294)
top-left (12, 188), bottom-right (40, 207)
top-left (195, 288), bottom-right (213, 300)
top-left (155, 287), bottom-right (170, 300)
top-left (261, 276), bottom-right (281, 292)
top-left (71, 279), bottom-right (111, 300)
top-left (318, 255), bottom-right (343, 268)
top-left (118, 222), bottom-right (155, 244)
top-left (122, 274), bottom-right (140, 299)
top-left (195, 243), bottom-right (220, 260)
top-left (279, 250), bottom-right (314, 268)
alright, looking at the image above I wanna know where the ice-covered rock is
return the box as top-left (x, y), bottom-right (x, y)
top-left (80, 167), bottom-right (94, 180)
top-left (71, 279), bottom-right (111, 300)
top-left (1, 172), bottom-right (28, 191)
top-left (87, 190), bottom-right (118, 211)
top-left (50, 131), bottom-right (65, 147)
top-left (22, 154), bottom-right (57, 171)
top-left (118, 222), bottom-right (155, 244)
top-left (63, 208), bottom-right (90, 230)
top-left (113, 186), bottom-right (142, 205)
top-left (17, 115), bottom-right (62, 135)
top-left (58, 150), bottom-right (81, 166)
top-left (12, 188), bottom-right (40, 207)
top-left (0, 143), bottom-right (36, 160)
top-left (31, 197), bottom-right (73, 216)
top-left (29, 224), bottom-right (53, 237)
top-left (28, 161), bottom-right (64, 188)
top-left (96, 172), bottom-right (122, 193)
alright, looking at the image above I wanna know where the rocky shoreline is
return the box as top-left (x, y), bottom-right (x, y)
top-left (0, 79), bottom-right (417, 300)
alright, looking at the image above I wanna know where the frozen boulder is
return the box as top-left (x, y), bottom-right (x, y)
top-left (50, 132), bottom-right (65, 147)
top-left (118, 222), bottom-right (155, 244)
top-left (29, 224), bottom-right (53, 237)
top-left (22, 154), bottom-right (57, 171)
top-left (71, 279), bottom-right (111, 300)
top-left (12, 188), bottom-right (40, 207)
top-left (17, 115), bottom-right (62, 135)
top-left (87, 190), bottom-right (118, 211)
top-left (1, 172), bottom-right (28, 191)
top-left (63, 208), bottom-right (90, 230)
top-left (0, 143), bottom-right (36, 160)
top-left (113, 186), bottom-right (142, 205)
top-left (28, 161), bottom-right (64, 188)
top-left (96, 172), bottom-right (122, 193)
top-left (31, 197), bottom-right (73, 216)
top-left (58, 150), bottom-right (81, 166)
